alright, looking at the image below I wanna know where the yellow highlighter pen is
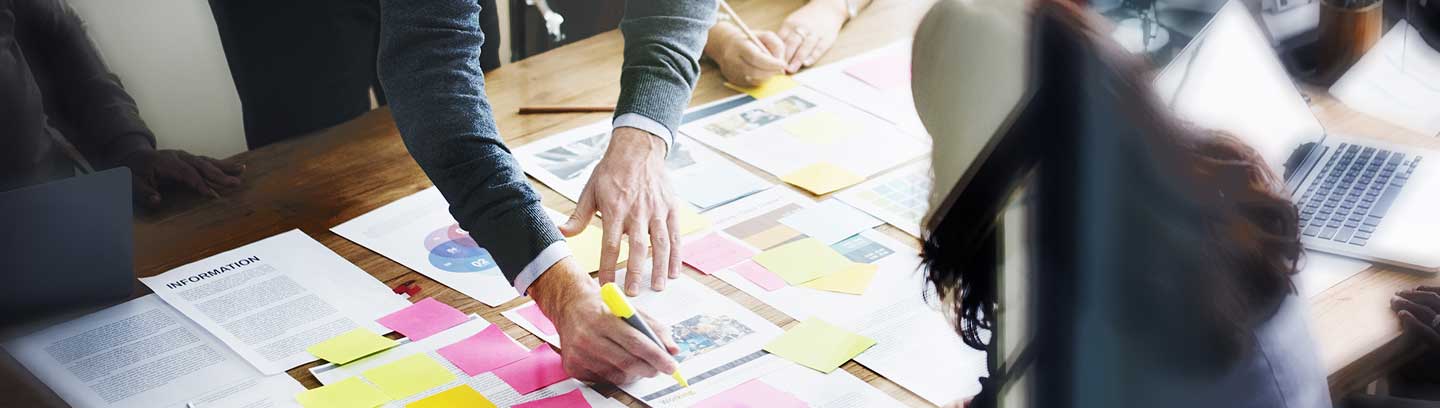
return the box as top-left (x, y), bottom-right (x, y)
top-left (599, 282), bottom-right (688, 387)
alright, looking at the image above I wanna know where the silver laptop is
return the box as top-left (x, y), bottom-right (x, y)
top-left (1157, 0), bottom-right (1440, 272)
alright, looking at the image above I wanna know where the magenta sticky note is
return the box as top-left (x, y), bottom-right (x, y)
top-left (517, 303), bottom-right (558, 336)
top-left (376, 297), bottom-right (469, 341)
top-left (732, 260), bottom-right (786, 291)
top-left (436, 325), bottom-right (530, 376)
top-left (493, 344), bottom-right (569, 394)
top-left (512, 389), bottom-right (591, 408)
top-left (694, 379), bottom-right (808, 408)
top-left (844, 55), bottom-right (910, 90)
top-left (682, 233), bottom-right (759, 275)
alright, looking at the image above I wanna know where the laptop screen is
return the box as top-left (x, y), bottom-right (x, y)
top-left (1154, 0), bottom-right (1325, 179)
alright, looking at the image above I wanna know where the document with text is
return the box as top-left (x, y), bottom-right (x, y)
top-left (704, 188), bottom-right (989, 405)
top-left (2, 295), bottom-right (304, 408)
top-left (139, 229), bottom-right (409, 374)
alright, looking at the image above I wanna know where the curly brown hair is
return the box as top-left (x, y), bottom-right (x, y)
top-left (920, 0), bottom-right (1302, 368)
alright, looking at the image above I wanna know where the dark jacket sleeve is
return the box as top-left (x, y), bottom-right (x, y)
top-left (377, 0), bottom-right (562, 284)
top-left (614, 0), bottom-right (716, 139)
top-left (17, 0), bottom-right (154, 168)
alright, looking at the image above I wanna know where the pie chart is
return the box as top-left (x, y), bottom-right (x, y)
top-left (425, 224), bottom-right (499, 274)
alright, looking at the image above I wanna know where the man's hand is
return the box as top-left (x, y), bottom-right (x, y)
top-left (529, 258), bottom-right (680, 384)
top-left (1391, 286), bottom-right (1440, 347)
top-left (118, 148), bottom-right (244, 207)
top-left (561, 127), bottom-right (680, 295)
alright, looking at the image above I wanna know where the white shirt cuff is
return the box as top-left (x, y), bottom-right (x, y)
top-left (514, 240), bottom-right (571, 295)
top-left (613, 113), bottom-right (674, 156)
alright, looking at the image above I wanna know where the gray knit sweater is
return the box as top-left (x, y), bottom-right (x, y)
top-left (377, 0), bottom-right (715, 288)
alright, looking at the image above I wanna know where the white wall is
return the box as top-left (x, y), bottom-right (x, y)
top-left (66, 0), bottom-right (248, 159)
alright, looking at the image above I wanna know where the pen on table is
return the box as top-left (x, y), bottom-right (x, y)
top-left (517, 105), bottom-right (616, 114)
top-left (717, 0), bottom-right (767, 51)
top-left (600, 282), bottom-right (688, 387)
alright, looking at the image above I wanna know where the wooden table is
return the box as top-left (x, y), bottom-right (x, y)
top-left (0, 0), bottom-right (937, 407)
top-left (1, 0), bottom-right (1432, 405)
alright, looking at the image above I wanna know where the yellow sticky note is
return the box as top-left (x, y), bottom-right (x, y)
top-left (801, 263), bottom-right (878, 295)
top-left (362, 354), bottom-right (459, 400)
top-left (782, 112), bottom-right (856, 145)
top-left (781, 163), bottom-right (864, 196)
top-left (678, 205), bottom-right (712, 236)
top-left (307, 328), bottom-right (398, 365)
top-left (296, 377), bottom-right (390, 408)
top-left (751, 237), bottom-right (854, 285)
top-left (724, 75), bottom-right (799, 99)
top-left (567, 226), bottom-right (629, 272)
top-left (763, 318), bottom-right (876, 373)
top-left (406, 385), bottom-right (496, 408)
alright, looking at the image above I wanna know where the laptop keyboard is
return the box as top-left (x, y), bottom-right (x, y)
top-left (1297, 143), bottom-right (1421, 246)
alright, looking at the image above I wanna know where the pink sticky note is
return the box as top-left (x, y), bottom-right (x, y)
top-left (683, 233), bottom-right (759, 275)
top-left (377, 297), bottom-right (469, 341)
top-left (732, 260), bottom-right (786, 291)
top-left (694, 379), bottom-right (808, 408)
top-left (436, 325), bottom-right (530, 376)
top-left (844, 55), bottom-right (910, 90)
top-left (512, 389), bottom-right (591, 408)
top-left (516, 303), bottom-right (558, 336)
top-left (493, 344), bottom-right (569, 394)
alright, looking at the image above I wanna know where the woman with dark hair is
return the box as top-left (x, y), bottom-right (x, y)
top-left (910, 0), bottom-right (1329, 406)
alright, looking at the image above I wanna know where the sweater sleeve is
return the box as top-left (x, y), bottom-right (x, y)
top-left (377, 0), bottom-right (565, 290)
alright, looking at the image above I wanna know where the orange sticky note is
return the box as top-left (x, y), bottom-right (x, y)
top-left (781, 163), bottom-right (864, 196)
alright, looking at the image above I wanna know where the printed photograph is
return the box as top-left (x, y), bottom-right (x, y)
top-left (669, 314), bottom-right (755, 362)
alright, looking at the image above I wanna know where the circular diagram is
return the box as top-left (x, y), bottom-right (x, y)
top-left (425, 224), bottom-right (499, 274)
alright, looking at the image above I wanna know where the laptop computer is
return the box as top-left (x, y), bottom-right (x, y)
top-left (0, 168), bottom-right (135, 324)
top-left (1156, 0), bottom-right (1440, 272)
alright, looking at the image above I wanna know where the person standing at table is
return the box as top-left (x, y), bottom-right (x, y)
top-left (704, 0), bottom-right (871, 87)
top-left (910, 0), bottom-right (1329, 406)
top-left (0, 0), bottom-right (244, 204)
top-left (378, 0), bottom-right (713, 385)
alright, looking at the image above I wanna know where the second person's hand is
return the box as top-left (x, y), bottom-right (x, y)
top-left (715, 28), bottom-right (788, 87)
top-left (1391, 286), bottom-right (1440, 347)
top-left (561, 127), bottom-right (680, 295)
top-left (777, 0), bottom-right (848, 73)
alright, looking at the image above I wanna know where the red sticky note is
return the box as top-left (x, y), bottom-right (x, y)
top-left (493, 344), bottom-right (569, 394)
top-left (683, 233), bottom-right (759, 275)
top-left (517, 303), bottom-right (558, 336)
top-left (844, 55), bottom-right (910, 90)
top-left (694, 379), bottom-right (808, 408)
top-left (437, 325), bottom-right (530, 376)
top-left (732, 260), bottom-right (786, 291)
top-left (512, 389), bottom-right (591, 408)
top-left (377, 297), bottom-right (469, 341)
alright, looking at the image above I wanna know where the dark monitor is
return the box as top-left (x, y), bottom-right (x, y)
top-left (0, 168), bottom-right (135, 325)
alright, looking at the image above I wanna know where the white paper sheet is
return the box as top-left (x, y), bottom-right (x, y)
top-left (679, 86), bottom-right (929, 180)
top-left (795, 40), bottom-right (927, 136)
top-left (310, 316), bottom-right (622, 407)
top-left (1331, 21), bottom-right (1440, 137)
top-left (704, 188), bottom-right (989, 405)
top-left (139, 230), bottom-right (409, 374)
top-left (779, 199), bottom-right (883, 244)
top-left (331, 187), bottom-right (520, 307)
top-left (2, 295), bottom-right (304, 408)
top-left (836, 159), bottom-right (933, 238)
top-left (515, 120), bottom-right (771, 210)
top-left (1296, 251), bottom-right (1372, 299)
